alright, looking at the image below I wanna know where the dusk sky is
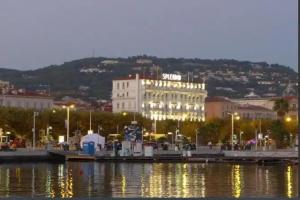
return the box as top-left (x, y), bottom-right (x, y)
top-left (0, 0), bottom-right (298, 71)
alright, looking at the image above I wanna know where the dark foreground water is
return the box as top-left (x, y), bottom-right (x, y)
top-left (0, 162), bottom-right (298, 198)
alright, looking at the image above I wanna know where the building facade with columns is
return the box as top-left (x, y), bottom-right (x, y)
top-left (112, 74), bottom-right (207, 121)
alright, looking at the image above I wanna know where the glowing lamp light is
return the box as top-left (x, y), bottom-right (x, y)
top-left (58, 136), bottom-right (65, 143)
top-left (285, 117), bottom-right (292, 122)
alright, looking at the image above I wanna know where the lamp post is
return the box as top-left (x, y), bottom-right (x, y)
top-left (168, 132), bottom-right (174, 149)
top-left (239, 131), bottom-right (243, 145)
top-left (46, 126), bottom-right (52, 142)
top-left (6, 131), bottom-right (11, 143)
top-left (285, 116), bottom-right (293, 148)
top-left (195, 128), bottom-right (199, 150)
top-left (227, 112), bottom-right (240, 150)
top-left (32, 111), bottom-right (39, 150)
top-left (62, 104), bottom-right (75, 144)
top-left (0, 128), bottom-right (3, 147)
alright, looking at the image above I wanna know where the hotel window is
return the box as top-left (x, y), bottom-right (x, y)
top-left (117, 103), bottom-right (119, 109)
top-left (126, 92), bottom-right (129, 97)
top-left (122, 102), bottom-right (125, 109)
top-left (127, 82), bottom-right (129, 88)
top-left (122, 82), bottom-right (125, 89)
top-left (117, 83), bottom-right (119, 89)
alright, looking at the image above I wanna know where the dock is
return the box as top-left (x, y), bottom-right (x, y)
top-left (0, 149), bottom-right (298, 164)
top-left (48, 150), bottom-right (96, 161)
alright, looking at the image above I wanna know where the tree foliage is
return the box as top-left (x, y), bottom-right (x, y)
top-left (273, 98), bottom-right (289, 118)
top-left (0, 107), bottom-right (296, 148)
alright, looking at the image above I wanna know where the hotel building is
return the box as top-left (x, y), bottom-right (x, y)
top-left (112, 74), bottom-right (207, 121)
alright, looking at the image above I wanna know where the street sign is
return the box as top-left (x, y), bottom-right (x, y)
top-left (258, 133), bottom-right (263, 140)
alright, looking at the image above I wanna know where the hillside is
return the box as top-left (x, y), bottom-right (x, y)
top-left (0, 56), bottom-right (298, 100)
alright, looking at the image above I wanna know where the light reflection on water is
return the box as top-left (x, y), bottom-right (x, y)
top-left (0, 162), bottom-right (298, 198)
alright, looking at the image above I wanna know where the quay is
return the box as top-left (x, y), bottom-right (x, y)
top-left (0, 148), bottom-right (298, 164)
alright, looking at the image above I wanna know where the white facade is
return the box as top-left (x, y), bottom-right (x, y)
top-left (0, 94), bottom-right (53, 110)
top-left (112, 74), bottom-right (207, 121)
top-left (231, 98), bottom-right (275, 110)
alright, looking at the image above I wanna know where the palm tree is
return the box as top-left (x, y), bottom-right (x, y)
top-left (273, 98), bottom-right (289, 119)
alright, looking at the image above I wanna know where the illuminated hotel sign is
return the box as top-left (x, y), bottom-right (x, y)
top-left (162, 73), bottom-right (182, 81)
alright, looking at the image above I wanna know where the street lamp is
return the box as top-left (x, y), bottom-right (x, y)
top-left (168, 132), bottom-right (174, 149)
top-left (32, 112), bottom-right (39, 150)
top-left (227, 112), bottom-right (240, 150)
top-left (62, 104), bottom-right (75, 144)
top-left (285, 116), bottom-right (292, 122)
top-left (239, 131), bottom-right (244, 145)
top-left (285, 116), bottom-right (293, 148)
top-left (6, 131), bottom-right (11, 143)
top-left (195, 128), bottom-right (200, 150)
top-left (46, 126), bottom-right (52, 142)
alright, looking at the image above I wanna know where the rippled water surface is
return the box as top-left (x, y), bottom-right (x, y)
top-left (0, 162), bottom-right (298, 198)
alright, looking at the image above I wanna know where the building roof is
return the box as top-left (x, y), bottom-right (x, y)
top-left (205, 96), bottom-right (232, 103)
top-left (114, 74), bottom-right (204, 84)
top-left (237, 104), bottom-right (272, 112)
top-left (283, 96), bottom-right (298, 101)
top-left (1, 91), bottom-right (52, 99)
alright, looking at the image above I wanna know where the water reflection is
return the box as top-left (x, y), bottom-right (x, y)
top-left (232, 165), bottom-right (241, 198)
top-left (0, 162), bottom-right (298, 198)
top-left (285, 165), bottom-right (294, 198)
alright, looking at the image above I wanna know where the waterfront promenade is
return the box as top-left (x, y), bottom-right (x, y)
top-left (0, 147), bottom-right (298, 164)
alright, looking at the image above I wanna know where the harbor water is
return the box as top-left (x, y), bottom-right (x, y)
top-left (0, 162), bottom-right (298, 198)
